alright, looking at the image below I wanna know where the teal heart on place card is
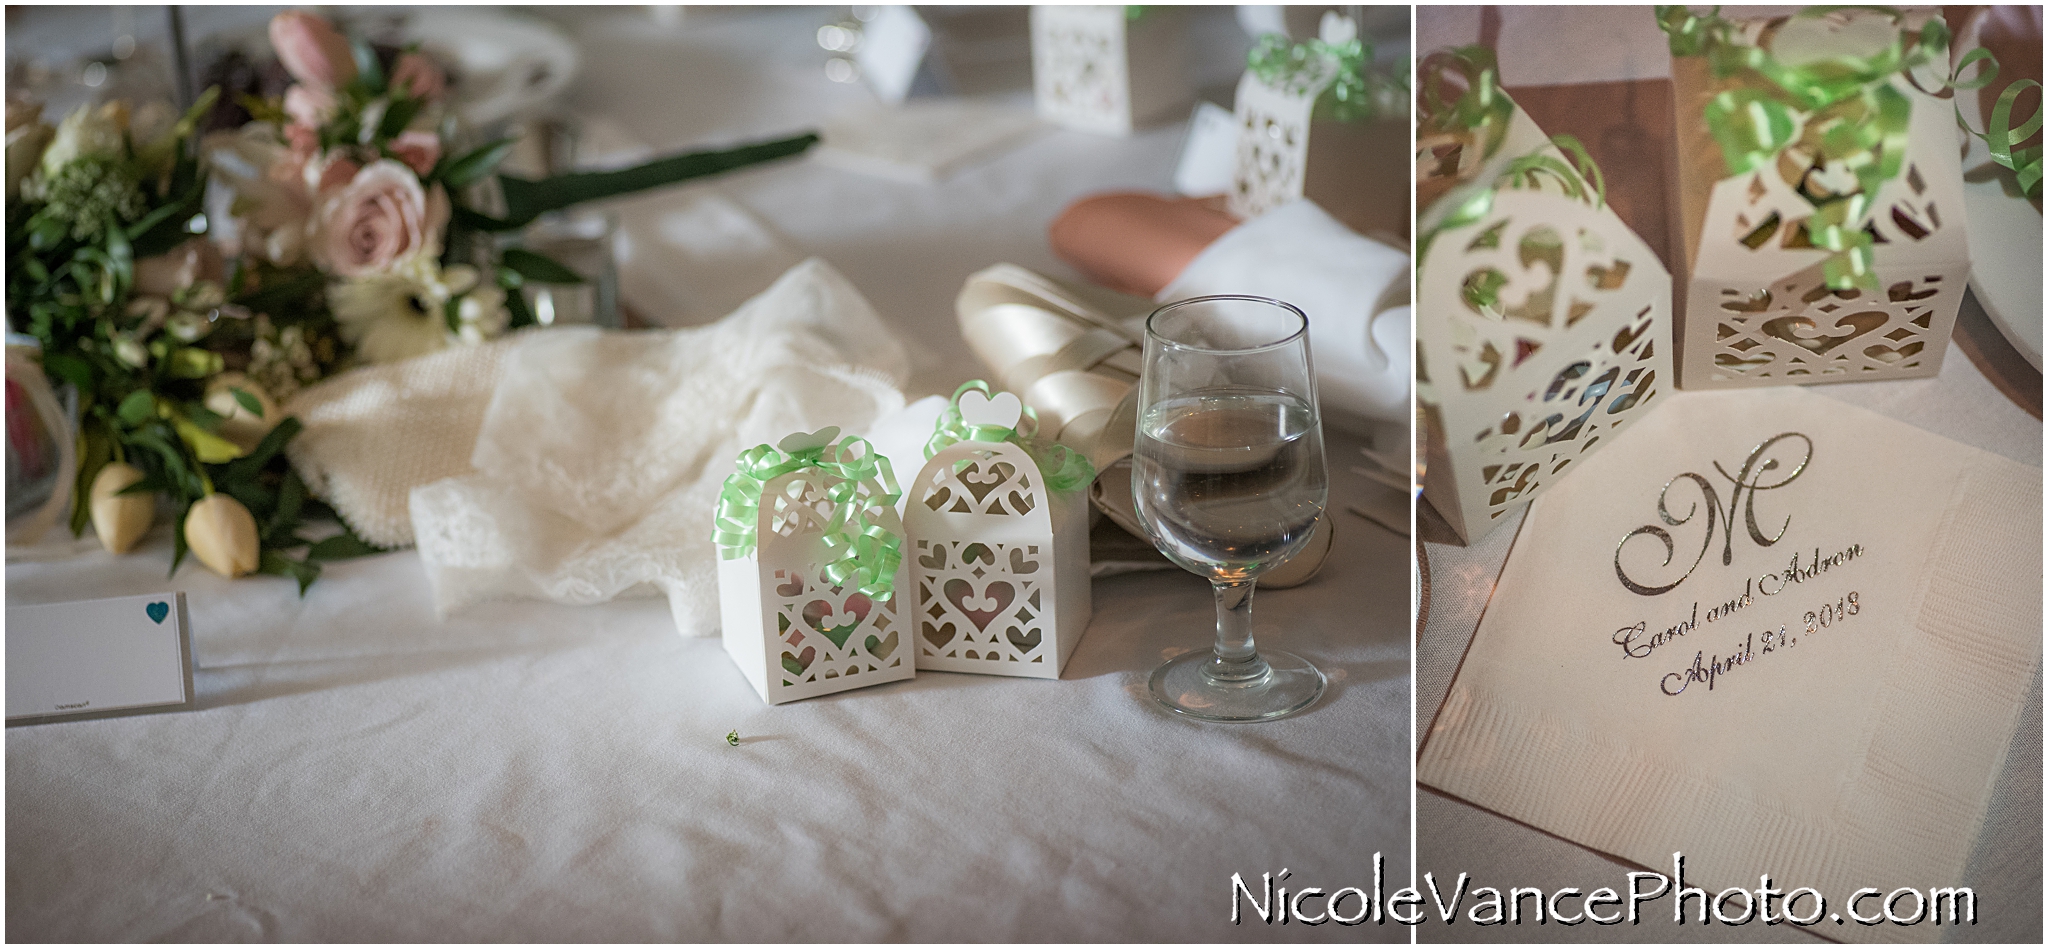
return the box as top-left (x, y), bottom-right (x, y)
top-left (145, 601), bottom-right (170, 625)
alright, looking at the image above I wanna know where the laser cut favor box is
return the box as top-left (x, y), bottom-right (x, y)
top-left (1417, 92), bottom-right (1674, 543)
top-left (905, 386), bottom-right (1092, 677)
top-left (1227, 15), bottom-right (1403, 238)
top-left (1029, 5), bottom-right (1189, 136)
top-left (1668, 9), bottom-right (1972, 388)
top-left (715, 429), bottom-right (913, 705)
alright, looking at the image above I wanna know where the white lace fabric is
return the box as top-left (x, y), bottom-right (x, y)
top-left (287, 259), bottom-right (909, 636)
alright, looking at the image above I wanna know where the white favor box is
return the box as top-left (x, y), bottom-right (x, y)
top-left (1670, 12), bottom-right (1971, 388)
top-left (1417, 105), bottom-right (1675, 543)
top-left (1029, 5), bottom-right (1190, 136)
top-left (718, 468), bottom-right (914, 705)
top-left (905, 439), bottom-right (1092, 677)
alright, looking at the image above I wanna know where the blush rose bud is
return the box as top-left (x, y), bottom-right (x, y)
top-left (269, 11), bottom-right (358, 92)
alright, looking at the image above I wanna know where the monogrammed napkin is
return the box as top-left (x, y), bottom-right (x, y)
top-left (1418, 387), bottom-right (2040, 943)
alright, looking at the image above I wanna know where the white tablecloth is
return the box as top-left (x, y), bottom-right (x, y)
top-left (6, 7), bottom-right (1412, 942)
top-left (1415, 6), bottom-right (2042, 943)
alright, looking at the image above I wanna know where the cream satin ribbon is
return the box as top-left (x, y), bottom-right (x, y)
top-left (954, 264), bottom-right (1333, 588)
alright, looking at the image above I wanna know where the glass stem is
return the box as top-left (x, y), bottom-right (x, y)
top-left (1208, 578), bottom-right (1267, 682)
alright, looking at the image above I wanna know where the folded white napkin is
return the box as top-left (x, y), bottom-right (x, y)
top-left (1157, 198), bottom-right (1411, 442)
top-left (1418, 387), bottom-right (2040, 940)
top-left (406, 259), bottom-right (908, 637)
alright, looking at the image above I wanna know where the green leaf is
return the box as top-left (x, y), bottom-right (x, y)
top-left (306, 531), bottom-right (385, 562)
top-left (123, 201), bottom-right (186, 244)
top-left (502, 284), bottom-right (537, 330)
top-left (231, 387), bottom-right (264, 417)
top-left (169, 501), bottom-right (191, 577)
top-left (258, 549), bottom-right (321, 596)
top-left (494, 133), bottom-right (819, 230)
top-left (184, 402), bottom-right (226, 432)
top-left (437, 137), bottom-right (517, 189)
top-left (498, 248), bottom-right (584, 285)
top-left (71, 427), bottom-right (114, 537)
top-left (352, 40), bottom-right (386, 94)
top-left (116, 473), bottom-right (170, 496)
top-left (220, 416), bottom-right (301, 482)
top-left (173, 416), bottom-right (243, 464)
top-left (116, 390), bottom-right (157, 426)
top-left (263, 470), bottom-right (306, 545)
top-left (377, 96), bottom-right (422, 142)
top-left (40, 352), bottom-right (93, 390)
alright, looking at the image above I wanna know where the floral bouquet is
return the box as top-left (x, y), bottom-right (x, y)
top-left (6, 9), bottom-right (819, 589)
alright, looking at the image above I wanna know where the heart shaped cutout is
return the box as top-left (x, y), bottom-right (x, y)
top-left (957, 389), bottom-right (1023, 432)
top-left (1761, 311), bottom-right (1886, 355)
top-left (945, 579), bottom-right (1016, 632)
top-left (958, 462), bottom-right (1016, 506)
top-left (776, 426), bottom-right (841, 454)
top-left (781, 646), bottom-right (817, 677)
top-left (1006, 625), bottom-right (1042, 652)
top-left (917, 544), bottom-right (947, 570)
top-left (145, 601), bottom-right (170, 624)
top-left (1008, 548), bottom-right (1039, 574)
top-left (960, 543), bottom-right (994, 565)
top-left (923, 621), bottom-right (957, 649)
top-left (802, 594), bottom-right (872, 649)
top-left (864, 630), bottom-right (899, 661)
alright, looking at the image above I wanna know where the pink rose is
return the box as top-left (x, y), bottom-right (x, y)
top-left (387, 130), bottom-right (441, 177)
top-left (282, 83), bottom-right (337, 127)
top-left (389, 53), bottom-right (447, 102)
top-left (311, 159), bottom-right (448, 277)
top-left (270, 11), bottom-right (357, 91)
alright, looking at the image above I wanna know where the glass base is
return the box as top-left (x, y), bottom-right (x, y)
top-left (1148, 648), bottom-right (1325, 723)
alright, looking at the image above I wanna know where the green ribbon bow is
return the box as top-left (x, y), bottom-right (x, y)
top-left (1247, 32), bottom-right (1403, 123)
top-left (1656, 6), bottom-right (1989, 289)
top-left (712, 429), bottom-right (903, 601)
top-left (923, 381), bottom-right (1097, 495)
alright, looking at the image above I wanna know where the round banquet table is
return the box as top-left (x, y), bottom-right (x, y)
top-left (5, 6), bottom-right (1412, 942)
top-left (1414, 6), bottom-right (2042, 944)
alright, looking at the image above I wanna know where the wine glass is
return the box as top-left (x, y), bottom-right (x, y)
top-left (1132, 295), bottom-right (1328, 722)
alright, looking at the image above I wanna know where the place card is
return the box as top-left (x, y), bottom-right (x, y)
top-left (1418, 387), bottom-right (2039, 940)
top-left (7, 593), bottom-right (196, 725)
top-left (857, 5), bottom-right (936, 104)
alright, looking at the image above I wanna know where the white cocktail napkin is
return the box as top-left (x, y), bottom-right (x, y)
top-left (1417, 387), bottom-right (2040, 943)
top-left (405, 259), bottom-right (907, 637)
top-left (1156, 198), bottom-right (1410, 442)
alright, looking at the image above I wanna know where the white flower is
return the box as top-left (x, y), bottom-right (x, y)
top-left (248, 314), bottom-right (321, 402)
top-left (39, 100), bottom-right (128, 179)
top-left (454, 284), bottom-right (509, 344)
top-left (329, 257), bottom-right (507, 364)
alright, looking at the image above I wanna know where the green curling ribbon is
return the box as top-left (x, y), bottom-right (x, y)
top-left (712, 430), bottom-right (903, 601)
top-left (1946, 48), bottom-right (2043, 201)
top-left (924, 381), bottom-right (1097, 495)
top-left (1418, 134), bottom-right (1608, 264)
top-left (1417, 45), bottom-right (1514, 166)
top-left (1656, 5), bottom-right (1973, 289)
top-left (1246, 32), bottom-right (1401, 123)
